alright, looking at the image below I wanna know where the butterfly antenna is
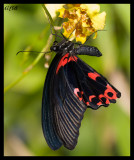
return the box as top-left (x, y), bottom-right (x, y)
top-left (16, 50), bottom-right (52, 55)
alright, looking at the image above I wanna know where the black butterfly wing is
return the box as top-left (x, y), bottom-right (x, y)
top-left (42, 53), bottom-right (87, 150)
top-left (42, 54), bottom-right (62, 150)
top-left (42, 52), bottom-right (121, 150)
top-left (53, 57), bottom-right (87, 150)
top-left (71, 57), bottom-right (121, 109)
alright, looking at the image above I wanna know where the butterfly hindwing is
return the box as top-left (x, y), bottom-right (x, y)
top-left (66, 56), bottom-right (121, 109)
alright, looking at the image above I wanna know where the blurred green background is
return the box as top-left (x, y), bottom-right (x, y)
top-left (4, 4), bottom-right (130, 156)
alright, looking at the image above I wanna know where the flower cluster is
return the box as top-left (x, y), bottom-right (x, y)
top-left (58, 4), bottom-right (106, 44)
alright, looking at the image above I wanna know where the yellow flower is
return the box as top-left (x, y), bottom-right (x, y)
top-left (58, 8), bottom-right (66, 18)
top-left (92, 12), bottom-right (106, 30)
top-left (58, 4), bottom-right (106, 44)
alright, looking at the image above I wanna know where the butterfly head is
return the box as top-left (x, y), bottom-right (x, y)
top-left (50, 39), bottom-right (74, 55)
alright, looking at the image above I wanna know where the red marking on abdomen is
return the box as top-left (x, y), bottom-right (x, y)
top-left (56, 53), bottom-right (78, 74)
top-left (88, 72), bottom-right (100, 80)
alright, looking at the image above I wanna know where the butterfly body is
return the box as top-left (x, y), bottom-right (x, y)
top-left (42, 38), bottom-right (121, 150)
top-left (50, 39), bottom-right (102, 57)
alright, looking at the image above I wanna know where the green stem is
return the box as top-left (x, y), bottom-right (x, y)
top-left (41, 4), bottom-right (56, 35)
top-left (4, 75), bottom-right (26, 93)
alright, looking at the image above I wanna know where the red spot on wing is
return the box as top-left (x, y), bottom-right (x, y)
top-left (74, 85), bottom-right (119, 108)
top-left (98, 94), bottom-right (110, 104)
top-left (104, 84), bottom-right (117, 100)
top-left (86, 102), bottom-right (90, 105)
top-left (56, 53), bottom-right (78, 74)
top-left (97, 101), bottom-right (102, 106)
top-left (89, 95), bottom-right (96, 102)
top-left (88, 72), bottom-right (100, 80)
top-left (89, 95), bottom-right (102, 106)
top-left (74, 88), bottom-right (89, 105)
top-left (74, 89), bottom-right (104, 107)
top-left (74, 88), bottom-right (83, 101)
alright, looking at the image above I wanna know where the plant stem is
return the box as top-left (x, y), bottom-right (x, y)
top-left (41, 4), bottom-right (56, 35)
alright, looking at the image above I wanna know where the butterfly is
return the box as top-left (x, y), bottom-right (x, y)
top-left (41, 14), bottom-right (121, 150)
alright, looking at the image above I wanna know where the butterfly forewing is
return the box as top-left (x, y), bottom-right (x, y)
top-left (42, 54), bottom-right (62, 150)
top-left (42, 53), bottom-right (87, 150)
